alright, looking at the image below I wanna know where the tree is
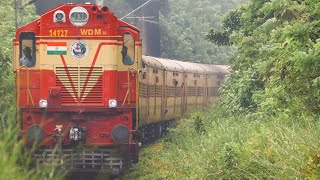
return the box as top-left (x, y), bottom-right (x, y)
top-left (0, 0), bottom-right (38, 119)
top-left (160, 0), bottom-right (248, 64)
top-left (207, 0), bottom-right (320, 115)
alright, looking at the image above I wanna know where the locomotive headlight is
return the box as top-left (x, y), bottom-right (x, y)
top-left (108, 99), bottom-right (117, 108)
top-left (69, 6), bottom-right (89, 27)
top-left (39, 99), bottom-right (48, 108)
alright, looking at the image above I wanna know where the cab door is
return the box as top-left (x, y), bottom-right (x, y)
top-left (117, 31), bottom-right (139, 107)
top-left (118, 28), bottom-right (141, 129)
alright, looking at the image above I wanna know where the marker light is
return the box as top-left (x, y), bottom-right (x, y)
top-left (108, 99), bottom-right (117, 108)
top-left (54, 10), bottom-right (66, 22)
top-left (39, 99), bottom-right (48, 108)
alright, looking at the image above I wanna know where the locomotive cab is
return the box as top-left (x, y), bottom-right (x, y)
top-left (14, 3), bottom-right (141, 172)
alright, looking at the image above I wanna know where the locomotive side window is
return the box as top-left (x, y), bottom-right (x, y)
top-left (122, 33), bottom-right (135, 65)
top-left (19, 32), bottom-right (36, 67)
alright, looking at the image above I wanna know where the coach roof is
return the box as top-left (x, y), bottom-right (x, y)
top-left (172, 60), bottom-right (206, 74)
top-left (142, 56), bottom-right (164, 70)
top-left (150, 57), bottom-right (184, 72)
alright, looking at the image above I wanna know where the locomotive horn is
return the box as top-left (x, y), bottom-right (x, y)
top-left (91, 5), bottom-right (98, 13)
top-left (101, 6), bottom-right (109, 13)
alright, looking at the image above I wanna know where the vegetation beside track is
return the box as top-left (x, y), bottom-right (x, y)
top-left (0, 123), bottom-right (65, 179)
top-left (124, 106), bottom-right (320, 179)
top-left (1, 0), bottom-right (319, 179)
top-left (0, 1), bottom-right (62, 179)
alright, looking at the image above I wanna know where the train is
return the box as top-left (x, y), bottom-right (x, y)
top-left (14, 3), bottom-right (228, 174)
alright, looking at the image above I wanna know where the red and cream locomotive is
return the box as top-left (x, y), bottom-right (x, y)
top-left (14, 3), bottom-right (228, 173)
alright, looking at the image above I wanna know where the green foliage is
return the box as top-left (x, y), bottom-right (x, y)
top-left (123, 107), bottom-right (320, 179)
top-left (0, 121), bottom-right (65, 179)
top-left (208, 0), bottom-right (320, 114)
top-left (206, 29), bottom-right (231, 46)
top-left (206, 9), bottom-right (243, 46)
top-left (192, 112), bottom-right (206, 134)
top-left (0, 1), bottom-right (62, 179)
top-left (0, 0), bottom-right (38, 117)
top-left (159, 0), bottom-right (248, 64)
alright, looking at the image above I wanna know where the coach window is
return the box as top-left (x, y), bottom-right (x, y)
top-left (19, 32), bottom-right (36, 67)
top-left (122, 33), bottom-right (135, 65)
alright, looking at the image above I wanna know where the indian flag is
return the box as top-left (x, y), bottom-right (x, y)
top-left (47, 42), bottom-right (67, 55)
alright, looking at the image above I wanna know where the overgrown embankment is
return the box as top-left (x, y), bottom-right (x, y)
top-left (0, 126), bottom-right (65, 179)
top-left (0, 1), bottom-right (61, 178)
top-left (124, 1), bottom-right (320, 178)
top-left (124, 106), bottom-right (320, 179)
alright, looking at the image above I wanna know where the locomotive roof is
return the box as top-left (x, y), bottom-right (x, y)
top-left (142, 56), bottom-right (229, 75)
top-left (15, 3), bottom-right (140, 39)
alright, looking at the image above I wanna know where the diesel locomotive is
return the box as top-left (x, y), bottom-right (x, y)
top-left (14, 3), bottom-right (228, 173)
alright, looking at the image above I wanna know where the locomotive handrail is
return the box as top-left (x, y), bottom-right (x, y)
top-left (122, 68), bottom-right (137, 107)
top-left (17, 66), bottom-right (35, 107)
top-left (16, 68), bottom-right (20, 128)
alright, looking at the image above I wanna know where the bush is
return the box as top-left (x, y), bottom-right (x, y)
top-left (123, 106), bottom-right (320, 179)
top-left (0, 117), bottom-right (65, 180)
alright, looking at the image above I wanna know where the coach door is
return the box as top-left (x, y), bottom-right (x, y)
top-left (181, 73), bottom-right (187, 114)
top-left (139, 60), bottom-right (148, 125)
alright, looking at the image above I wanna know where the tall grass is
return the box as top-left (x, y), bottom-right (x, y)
top-left (0, 112), bottom-right (64, 180)
top-left (124, 106), bottom-right (320, 179)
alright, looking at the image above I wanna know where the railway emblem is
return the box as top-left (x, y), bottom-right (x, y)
top-left (71, 41), bottom-right (88, 58)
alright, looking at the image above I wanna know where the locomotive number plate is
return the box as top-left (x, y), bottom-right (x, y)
top-left (49, 29), bottom-right (68, 37)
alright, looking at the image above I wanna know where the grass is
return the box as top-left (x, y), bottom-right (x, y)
top-left (0, 112), bottom-right (64, 180)
top-left (1, 106), bottom-right (319, 179)
top-left (123, 106), bottom-right (320, 179)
